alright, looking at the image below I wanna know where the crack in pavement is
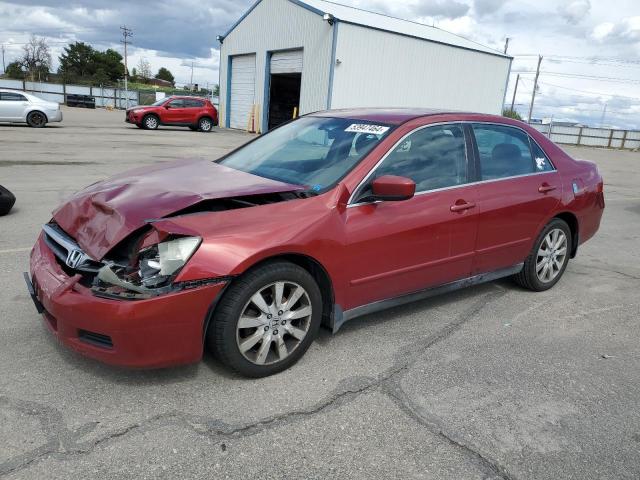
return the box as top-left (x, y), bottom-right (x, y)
top-left (1, 287), bottom-right (510, 478)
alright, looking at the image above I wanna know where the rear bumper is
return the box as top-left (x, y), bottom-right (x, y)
top-left (47, 109), bottom-right (63, 122)
top-left (28, 233), bottom-right (226, 368)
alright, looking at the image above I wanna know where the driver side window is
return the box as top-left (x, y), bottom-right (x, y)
top-left (370, 124), bottom-right (468, 193)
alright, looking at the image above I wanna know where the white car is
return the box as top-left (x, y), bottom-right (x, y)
top-left (0, 89), bottom-right (63, 128)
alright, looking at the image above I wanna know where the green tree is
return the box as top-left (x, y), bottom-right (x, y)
top-left (4, 61), bottom-right (25, 79)
top-left (502, 108), bottom-right (523, 121)
top-left (212, 84), bottom-right (220, 96)
top-left (58, 42), bottom-right (97, 81)
top-left (94, 48), bottom-right (124, 82)
top-left (58, 42), bottom-right (124, 84)
top-left (154, 67), bottom-right (175, 85)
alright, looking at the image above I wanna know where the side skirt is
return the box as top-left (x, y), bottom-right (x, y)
top-left (330, 263), bottom-right (524, 333)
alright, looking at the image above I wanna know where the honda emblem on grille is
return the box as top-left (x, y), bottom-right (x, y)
top-left (66, 249), bottom-right (85, 269)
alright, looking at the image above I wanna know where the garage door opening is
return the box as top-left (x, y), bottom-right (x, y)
top-left (268, 72), bottom-right (301, 130)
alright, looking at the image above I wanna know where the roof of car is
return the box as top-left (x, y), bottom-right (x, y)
top-left (308, 108), bottom-right (504, 125)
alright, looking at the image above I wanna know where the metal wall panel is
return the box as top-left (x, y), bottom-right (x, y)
top-left (219, 0), bottom-right (333, 131)
top-left (271, 49), bottom-right (304, 74)
top-left (230, 54), bottom-right (257, 129)
top-left (330, 23), bottom-right (511, 114)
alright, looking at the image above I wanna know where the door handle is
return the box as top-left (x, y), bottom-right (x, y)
top-left (450, 201), bottom-right (476, 212)
top-left (538, 184), bottom-right (557, 193)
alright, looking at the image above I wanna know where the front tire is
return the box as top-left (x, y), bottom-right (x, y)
top-left (208, 261), bottom-right (322, 377)
top-left (513, 218), bottom-right (572, 291)
top-left (26, 111), bottom-right (47, 128)
top-left (142, 114), bottom-right (159, 130)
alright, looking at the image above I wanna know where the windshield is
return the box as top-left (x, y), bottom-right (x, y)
top-left (151, 97), bottom-right (170, 106)
top-left (218, 117), bottom-right (393, 193)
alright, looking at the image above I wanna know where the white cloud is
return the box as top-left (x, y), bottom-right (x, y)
top-left (559, 0), bottom-right (591, 25)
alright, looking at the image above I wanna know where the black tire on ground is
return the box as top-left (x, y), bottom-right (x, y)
top-left (142, 114), bottom-right (159, 130)
top-left (513, 218), bottom-right (572, 292)
top-left (136, 123), bottom-right (144, 129)
top-left (198, 116), bottom-right (213, 132)
top-left (26, 111), bottom-right (47, 128)
top-left (208, 261), bottom-right (322, 378)
top-left (0, 185), bottom-right (16, 216)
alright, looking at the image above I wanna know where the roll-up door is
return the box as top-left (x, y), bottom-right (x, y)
top-left (230, 54), bottom-right (256, 129)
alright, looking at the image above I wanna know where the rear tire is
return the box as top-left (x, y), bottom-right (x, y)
top-left (198, 116), bottom-right (213, 132)
top-left (513, 218), bottom-right (572, 291)
top-left (26, 111), bottom-right (47, 128)
top-left (208, 261), bottom-right (322, 377)
top-left (142, 114), bottom-right (159, 130)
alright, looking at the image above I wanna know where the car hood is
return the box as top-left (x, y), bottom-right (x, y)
top-left (52, 159), bottom-right (303, 260)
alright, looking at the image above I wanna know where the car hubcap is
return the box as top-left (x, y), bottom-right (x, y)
top-left (31, 113), bottom-right (44, 126)
top-left (536, 228), bottom-right (568, 283)
top-left (236, 281), bottom-right (312, 365)
top-left (201, 120), bottom-right (211, 131)
top-left (146, 117), bottom-right (157, 128)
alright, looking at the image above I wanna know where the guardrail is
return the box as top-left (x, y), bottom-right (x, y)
top-left (528, 123), bottom-right (640, 150)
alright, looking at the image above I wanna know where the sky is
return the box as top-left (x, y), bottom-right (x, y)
top-left (1, 0), bottom-right (639, 129)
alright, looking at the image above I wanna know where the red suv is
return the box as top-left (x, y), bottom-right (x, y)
top-left (27, 109), bottom-right (604, 377)
top-left (125, 96), bottom-right (218, 132)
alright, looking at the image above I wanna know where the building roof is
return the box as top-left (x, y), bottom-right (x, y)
top-left (222, 0), bottom-right (509, 59)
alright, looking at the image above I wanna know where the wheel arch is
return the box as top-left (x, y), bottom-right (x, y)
top-left (202, 253), bottom-right (335, 341)
top-left (553, 211), bottom-right (579, 258)
top-left (27, 109), bottom-right (48, 122)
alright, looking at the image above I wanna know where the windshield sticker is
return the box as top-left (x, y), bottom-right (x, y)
top-left (535, 157), bottom-right (547, 170)
top-left (345, 124), bottom-right (390, 135)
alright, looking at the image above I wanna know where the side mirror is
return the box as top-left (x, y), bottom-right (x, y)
top-left (164, 104), bottom-right (171, 109)
top-left (371, 175), bottom-right (416, 201)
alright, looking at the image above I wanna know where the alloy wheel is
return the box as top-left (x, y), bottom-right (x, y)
top-left (236, 281), bottom-right (312, 365)
top-left (536, 228), bottom-right (568, 283)
top-left (145, 116), bottom-right (158, 129)
top-left (199, 119), bottom-right (212, 131)
top-left (29, 112), bottom-right (45, 127)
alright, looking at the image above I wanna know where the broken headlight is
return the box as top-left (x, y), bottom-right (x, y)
top-left (97, 236), bottom-right (201, 295)
top-left (137, 237), bottom-right (201, 288)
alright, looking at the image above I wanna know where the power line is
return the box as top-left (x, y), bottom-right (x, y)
top-left (511, 70), bottom-right (640, 84)
top-left (537, 81), bottom-right (640, 101)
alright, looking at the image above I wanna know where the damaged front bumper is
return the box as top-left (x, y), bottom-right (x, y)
top-left (26, 233), bottom-right (228, 368)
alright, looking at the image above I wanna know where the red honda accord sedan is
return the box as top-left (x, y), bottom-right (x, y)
top-left (25, 109), bottom-right (604, 377)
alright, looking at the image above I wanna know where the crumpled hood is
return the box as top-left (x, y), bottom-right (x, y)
top-left (53, 159), bottom-right (302, 260)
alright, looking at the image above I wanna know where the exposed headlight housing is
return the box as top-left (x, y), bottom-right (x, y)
top-left (96, 236), bottom-right (201, 295)
top-left (138, 237), bottom-right (201, 288)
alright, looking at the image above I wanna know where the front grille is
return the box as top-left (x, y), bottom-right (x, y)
top-left (78, 329), bottom-right (113, 349)
top-left (42, 223), bottom-right (104, 273)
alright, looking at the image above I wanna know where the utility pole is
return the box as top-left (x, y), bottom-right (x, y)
top-left (528, 55), bottom-right (543, 122)
top-left (190, 61), bottom-right (194, 90)
top-left (504, 37), bottom-right (510, 55)
top-left (120, 25), bottom-right (133, 108)
top-left (1, 44), bottom-right (5, 74)
top-left (510, 74), bottom-right (520, 112)
top-left (600, 102), bottom-right (607, 128)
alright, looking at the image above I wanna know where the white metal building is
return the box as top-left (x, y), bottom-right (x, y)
top-left (218, 0), bottom-right (512, 133)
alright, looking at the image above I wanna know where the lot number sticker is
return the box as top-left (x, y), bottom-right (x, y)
top-left (345, 124), bottom-right (390, 135)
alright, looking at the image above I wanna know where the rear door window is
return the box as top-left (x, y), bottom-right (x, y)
top-left (184, 99), bottom-right (205, 108)
top-left (472, 124), bottom-right (536, 180)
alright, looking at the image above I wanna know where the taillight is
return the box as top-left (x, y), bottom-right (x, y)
top-left (597, 181), bottom-right (604, 194)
